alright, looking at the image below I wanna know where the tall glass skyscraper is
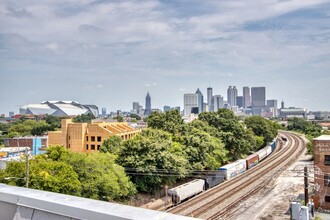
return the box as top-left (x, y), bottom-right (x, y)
top-left (145, 92), bottom-right (151, 116)
top-left (243, 86), bottom-right (251, 108)
top-left (207, 87), bottom-right (213, 112)
top-left (195, 88), bottom-right (204, 114)
top-left (251, 87), bottom-right (266, 115)
top-left (227, 86), bottom-right (238, 106)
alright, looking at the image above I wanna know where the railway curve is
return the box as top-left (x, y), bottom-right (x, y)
top-left (167, 131), bottom-right (305, 219)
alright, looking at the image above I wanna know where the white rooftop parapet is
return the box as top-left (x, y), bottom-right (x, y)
top-left (0, 184), bottom-right (198, 220)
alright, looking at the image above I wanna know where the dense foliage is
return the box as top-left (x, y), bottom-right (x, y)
top-left (72, 113), bottom-right (95, 123)
top-left (244, 116), bottom-right (279, 147)
top-left (0, 146), bottom-right (136, 201)
top-left (112, 109), bottom-right (278, 193)
top-left (286, 117), bottom-right (323, 154)
top-left (0, 115), bottom-right (67, 145)
top-left (0, 109), bottom-right (280, 197)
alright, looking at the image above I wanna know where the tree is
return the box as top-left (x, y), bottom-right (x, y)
top-left (72, 113), bottom-right (95, 123)
top-left (129, 114), bottom-right (141, 121)
top-left (117, 129), bottom-right (189, 193)
top-left (1, 156), bottom-right (81, 196)
top-left (244, 116), bottom-right (277, 147)
top-left (100, 135), bottom-right (122, 154)
top-left (113, 116), bottom-right (124, 122)
top-left (183, 124), bottom-right (228, 170)
top-left (46, 146), bottom-right (136, 201)
top-left (198, 109), bottom-right (256, 160)
top-left (147, 110), bottom-right (186, 135)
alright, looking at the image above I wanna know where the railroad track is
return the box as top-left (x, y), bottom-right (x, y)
top-left (167, 131), bottom-right (305, 219)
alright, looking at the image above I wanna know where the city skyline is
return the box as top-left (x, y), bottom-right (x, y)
top-left (1, 1), bottom-right (330, 114)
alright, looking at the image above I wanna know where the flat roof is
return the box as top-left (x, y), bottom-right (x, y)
top-left (314, 135), bottom-right (330, 141)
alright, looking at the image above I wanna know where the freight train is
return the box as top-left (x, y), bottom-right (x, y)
top-left (167, 139), bottom-right (278, 206)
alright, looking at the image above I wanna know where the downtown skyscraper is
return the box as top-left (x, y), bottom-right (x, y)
top-left (251, 87), bottom-right (266, 115)
top-left (227, 86), bottom-right (238, 106)
top-left (144, 92), bottom-right (151, 116)
top-left (207, 87), bottom-right (213, 112)
top-left (243, 86), bottom-right (251, 108)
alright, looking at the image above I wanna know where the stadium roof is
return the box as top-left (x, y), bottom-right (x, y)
top-left (19, 101), bottom-right (98, 117)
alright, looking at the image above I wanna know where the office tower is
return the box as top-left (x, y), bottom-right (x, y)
top-left (101, 107), bottom-right (106, 116)
top-left (163, 106), bottom-right (171, 112)
top-left (243, 86), bottom-right (251, 108)
top-left (236, 96), bottom-right (243, 108)
top-left (267, 99), bottom-right (278, 116)
top-left (144, 92), bottom-right (151, 116)
top-left (212, 95), bottom-right (224, 112)
top-left (267, 100), bottom-right (278, 109)
top-left (132, 102), bottom-right (139, 114)
top-left (227, 86), bottom-right (237, 106)
top-left (207, 87), bottom-right (213, 112)
top-left (281, 100), bottom-right (285, 109)
top-left (195, 88), bottom-right (204, 114)
top-left (251, 87), bottom-right (266, 115)
top-left (184, 93), bottom-right (199, 116)
top-left (9, 111), bottom-right (14, 117)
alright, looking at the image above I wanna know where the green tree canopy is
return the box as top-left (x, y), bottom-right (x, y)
top-left (198, 109), bottom-right (256, 160)
top-left (244, 116), bottom-right (278, 147)
top-left (147, 110), bottom-right (186, 135)
top-left (117, 129), bottom-right (189, 193)
top-left (47, 146), bottom-right (136, 201)
top-left (100, 135), bottom-right (122, 154)
top-left (72, 113), bottom-right (95, 123)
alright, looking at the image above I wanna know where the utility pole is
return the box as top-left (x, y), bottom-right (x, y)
top-left (304, 166), bottom-right (308, 205)
top-left (25, 147), bottom-right (29, 188)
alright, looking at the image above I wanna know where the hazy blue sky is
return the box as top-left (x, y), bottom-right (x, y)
top-left (1, 0), bottom-right (330, 114)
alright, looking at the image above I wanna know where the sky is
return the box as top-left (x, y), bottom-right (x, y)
top-left (1, 0), bottom-right (330, 115)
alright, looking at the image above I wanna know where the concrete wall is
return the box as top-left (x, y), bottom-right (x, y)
top-left (0, 184), bottom-right (197, 220)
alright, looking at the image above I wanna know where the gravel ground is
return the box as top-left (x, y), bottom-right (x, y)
top-left (232, 151), bottom-right (319, 220)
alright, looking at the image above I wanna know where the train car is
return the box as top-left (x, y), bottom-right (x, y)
top-left (246, 153), bottom-right (259, 169)
top-left (218, 159), bottom-right (246, 181)
top-left (168, 179), bottom-right (205, 205)
top-left (265, 145), bottom-right (272, 157)
top-left (200, 173), bottom-right (225, 190)
top-left (271, 139), bottom-right (277, 152)
top-left (255, 148), bottom-right (266, 161)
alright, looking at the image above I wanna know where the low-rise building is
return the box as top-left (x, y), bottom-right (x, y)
top-left (313, 135), bottom-right (330, 209)
top-left (48, 119), bottom-right (141, 153)
top-left (4, 137), bottom-right (47, 156)
top-left (279, 107), bottom-right (307, 119)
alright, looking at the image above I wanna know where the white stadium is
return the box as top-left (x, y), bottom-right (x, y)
top-left (19, 101), bottom-right (99, 117)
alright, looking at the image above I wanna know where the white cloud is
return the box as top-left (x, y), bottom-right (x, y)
top-left (45, 42), bottom-right (59, 52)
top-left (1, 0), bottom-right (330, 112)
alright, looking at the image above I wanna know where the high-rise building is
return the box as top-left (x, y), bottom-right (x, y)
top-left (163, 105), bottom-right (171, 112)
top-left (267, 100), bottom-right (278, 109)
top-left (267, 99), bottom-right (278, 117)
top-left (281, 100), bottom-right (285, 109)
top-left (251, 87), bottom-right (266, 115)
top-left (132, 102), bottom-right (139, 114)
top-left (184, 93), bottom-right (199, 116)
top-left (101, 107), bottom-right (106, 116)
top-left (243, 86), bottom-right (251, 108)
top-left (212, 95), bottom-right (224, 112)
top-left (144, 92), bottom-right (151, 116)
top-left (236, 96), bottom-right (243, 108)
top-left (227, 86), bottom-right (238, 106)
top-left (207, 87), bottom-right (213, 112)
top-left (9, 112), bottom-right (14, 118)
top-left (195, 88), bottom-right (204, 114)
